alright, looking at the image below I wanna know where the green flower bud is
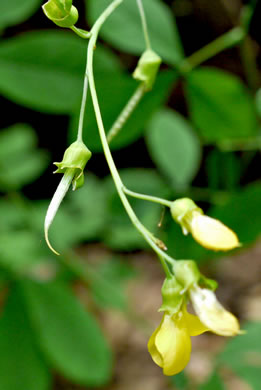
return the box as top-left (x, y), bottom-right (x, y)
top-left (170, 198), bottom-right (203, 235)
top-left (132, 49), bottom-right (162, 90)
top-left (159, 277), bottom-right (184, 315)
top-left (54, 140), bottom-right (92, 190)
top-left (173, 260), bottom-right (201, 291)
top-left (42, 0), bottom-right (78, 28)
top-left (199, 274), bottom-right (218, 291)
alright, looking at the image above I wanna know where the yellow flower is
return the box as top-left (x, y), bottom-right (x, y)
top-left (170, 198), bottom-right (240, 251)
top-left (148, 306), bottom-right (208, 376)
top-left (189, 285), bottom-right (240, 336)
top-left (190, 213), bottom-right (239, 251)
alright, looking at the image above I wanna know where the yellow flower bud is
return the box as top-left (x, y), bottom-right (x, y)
top-left (189, 285), bottom-right (241, 336)
top-left (170, 198), bottom-right (240, 251)
top-left (148, 306), bottom-right (208, 376)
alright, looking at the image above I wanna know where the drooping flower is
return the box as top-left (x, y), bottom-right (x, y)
top-left (148, 306), bottom-right (208, 376)
top-left (189, 285), bottom-right (241, 336)
top-left (170, 198), bottom-right (240, 251)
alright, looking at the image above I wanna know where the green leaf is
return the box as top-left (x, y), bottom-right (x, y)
top-left (103, 169), bottom-right (171, 250)
top-left (0, 124), bottom-right (49, 190)
top-left (21, 279), bottom-right (112, 386)
top-left (69, 70), bottom-right (177, 151)
top-left (185, 67), bottom-right (258, 143)
top-left (88, 256), bottom-right (136, 310)
top-left (170, 371), bottom-right (190, 389)
top-left (146, 109), bottom-right (201, 189)
top-left (0, 231), bottom-right (45, 273)
top-left (199, 372), bottom-right (225, 390)
top-left (218, 322), bottom-right (261, 390)
top-left (0, 31), bottom-right (121, 113)
top-left (87, 0), bottom-right (184, 66)
top-left (0, 0), bottom-right (41, 29)
top-left (0, 286), bottom-right (50, 390)
top-left (209, 183), bottom-right (261, 246)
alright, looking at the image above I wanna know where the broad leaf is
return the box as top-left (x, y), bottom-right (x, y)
top-left (87, 0), bottom-right (184, 65)
top-left (0, 31), bottom-right (121, 113)
top-left (146, 108), bottom-right (201, 189)
top-left (185, 67), bottom-right (258, 143)
top-left (21, 279), bottom-right (112, 386)
top-left (0, 0), bottom-right (41, 29)
top-left (0, 286), bottom-right (50, 390)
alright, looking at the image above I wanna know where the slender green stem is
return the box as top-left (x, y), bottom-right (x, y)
top-left (239, 35), bottom-right (259, 92)
top-left (136, 0), bottom-right (151, 50)
top-left (107, 83), bottom-right (146, 143)
top-left (123, 186), bottom-right (172, 208)
top-left (77, 70), bottom-right (89, 142)
top-left (86, 0), bottom-right (176, 275)
top-left (180, 27), bottom-right (245, 73)
top-left (70, 26), bottom-right (91, 39)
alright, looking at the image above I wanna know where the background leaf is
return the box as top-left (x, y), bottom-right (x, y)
top-left (146, 108), bottom-right (201, 189)
top-left (185, 67), bottom-right (258, 143)
top-left (21, 279), bottom-right (112, 386)
top-left (0, 285), bottom-right (51, 390)
top-left (0, 32), bottom-right (120, 113)
top-left (0, 0), bottom-right (41, 29)
top-left (87, 0), bottom-right (184, 65)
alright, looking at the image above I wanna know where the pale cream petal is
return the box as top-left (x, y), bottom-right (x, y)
top-left (155, 314), bottom-right (191, 376)
top-left (190, 286), bottom-right (240, 336)
top-left (191, 215), bottom-right (239, 251)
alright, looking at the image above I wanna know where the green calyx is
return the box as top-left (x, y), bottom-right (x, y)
top-left (42, 0), bottom-right (78, 28)
top-left (170, 198), bottom-right (203, 234)
top-left (132, 49), bottom-right (162, 91)
top-left (173, 260), bottom-right (201, 291)
top-left (159, 277), bottom-right (184, 315)
top-left (54, 141), bottom-right (92, 190)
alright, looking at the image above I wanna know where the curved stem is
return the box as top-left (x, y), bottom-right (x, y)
top-left (86, 0), bottom-right (176, 274)
top-left (70, 26), bottom-right (91, 39)
top-left (107, 83), bottom-right (146, 143)
top-left (136, 0), bottom-right (151, 50)
top-left (123, 186), bottom-right (172, 208)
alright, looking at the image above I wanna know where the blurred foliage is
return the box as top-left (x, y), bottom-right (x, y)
top-left (0, 0), bottom-right (261, 389)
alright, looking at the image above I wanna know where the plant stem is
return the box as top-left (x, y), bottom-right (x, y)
top-left (136, 0), bottom-right (151, 50)
top-left (86, 0), bottom-right (176, 274)
top-left (107, 83), bottom-right (146, 143)
top-left (123, 186), bottom-right (172, 208)
top-left (77, 70), bottom-right (89, 142)
top-left (70, 26), bottom-right (91, 39)
top-left (180, 27), bottom-right (245, 73)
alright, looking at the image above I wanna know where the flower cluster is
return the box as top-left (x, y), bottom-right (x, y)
top-left (148, 262), bottom-right (241, 376)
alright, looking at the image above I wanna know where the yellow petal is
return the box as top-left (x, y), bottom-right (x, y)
top-left (155, 313), bottom-right (191, 376)
top-left (191, 215), bottom-right (239, 251)
top-left (190, 286), bottom-right (240, 336)
top-left (182, 307), bottom-right (209, 336)
top-left (148, 325), bottom-right (163, 367)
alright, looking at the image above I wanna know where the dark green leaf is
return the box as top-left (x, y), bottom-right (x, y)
top-left (185, 67), bottom-right (258, 143)
top-left (209, 183), bottom-right (261, 246)
top-left (87, 0), bottom-right (184, 65)
top-left (0, 32), bottom-right (121, 113)
top-left (0, 0), bottom-right (41, 29)
top-left (69, 70), bottom-right (177, 151)
top-left (218, 322), bottom-right (261, 390)
top-left (0, 124), bottom-right (49, 190)
top-left (21, 279), bottom-right (112, 386)
top-left (199, 372), bottom-right (225, 390)
top-left (146, 109), bottom-right (201, 189)
top-left (0, 286), bottom-right (50, 390)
